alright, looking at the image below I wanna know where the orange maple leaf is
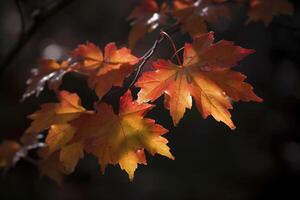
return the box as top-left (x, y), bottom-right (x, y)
top-left (135, 32), bottom-right (262, 129)
top-left (43, 124), bottom-right (84, 173)
top-left (45, 124), bottom-right (77, 155)
top-left (72, 90), bottom-right (174, 180)
top-left (37, 152), bottom-right (67, 184)
top-left (59, 142), bottom-right (83, 172)
top-left (72, 42), bottom-right (139, 98)
top-left (247, 0), bottom-right (294, 25)
top-left (35, 122), bottom-right (85, 183)
top-left (173, 0), bottom-right (230, 37)
top-left (26, 90), bottom-right (86, 134)
top-left (24, 91), bottom-right (87, 176)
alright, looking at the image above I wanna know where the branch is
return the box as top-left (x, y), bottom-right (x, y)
top-left (127, 33), bottom-right (164, 89)
top-left (0, 0), bottom-right (77, 76)
top-left (96, 24), bottom-right (180, 108)
top-left (127, 23), bottom-right (180, 89)
top-left (99, 23), bottom-right (180, 104)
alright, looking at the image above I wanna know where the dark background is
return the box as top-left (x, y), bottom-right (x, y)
top-left (1, 0), bottom-right (300, 199)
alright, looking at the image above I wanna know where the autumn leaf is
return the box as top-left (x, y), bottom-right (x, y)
top-left (60, 142), bottom-right (84, 172)
top-left (127, 0), bottom-right (168, 48)
top-left (72, 42), bottom-right (139, 98)
top-left (72, 90), bottom-right (174, 180)
top-left (127, 0), bottom-right (231, 46)
top-left (26, 90), bottom-right (86, 134)
top-left (24, 91), bottom-right (86, 174)
top-left (44, 124), bottom-right (83, 173)
top-left (38, 152), bottom-right (67, 184)
top-left (45, 124), bottom-right (76, 155)
top-left (38, 123), bottom-right (84, 182)
top-left (0, 140), bottom-right (21, 167)
top-left (87, 64), bottom-right (136, 98)
top-left (72, 42), bottom-right (138, 74)
top-left (72, 42), bottom-right (104, 71)
top-left (22, 59), bottom-right (70, 101)
top-left (247, 0), bottom-right (294, 25)
top-left (173, 0), bottom-right (230, 37)
top-left (135, 32), bottom-right (262, 129)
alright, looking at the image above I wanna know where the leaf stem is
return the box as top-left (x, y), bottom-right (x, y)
top-left (171, 46), bottom-right (184, 62)
top-left (160, 31), bottom-right (182, 66)
top-left (127, 23), bottom-right (180, 89)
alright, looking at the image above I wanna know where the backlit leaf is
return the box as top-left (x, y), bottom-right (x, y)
top-left (72, 90), bottom-right (174, 180)
top-left (136, 32), bottom-right (262, 128)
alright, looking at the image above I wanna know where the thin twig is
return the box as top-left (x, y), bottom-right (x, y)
top-left (97, 36), bottom-right (164, 103)
top-left (0, 0), bottom-right (76, 76)
top-left (99, 23), bottom-right (180, 103)
top-left (127, 23), bottom-right (180, 89)
top-left (160, 31), bottom-right (182, 66)
top-left (127, 34), bottom-right (164, 89)
top-left (171, 46), bottom-right (184, 61)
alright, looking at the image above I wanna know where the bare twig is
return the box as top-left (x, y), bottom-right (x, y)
top-left (171, 46), bottom-right (184, 61)
top-left (160, 31), bottom-right (182, 66)
top-left (127, 34), bottom-right (164, 89)
top-left (0, 0), bottom-right (77, 76)
top-left (127, 23), bottom-right (180, 89)
top-left (99, 23), bottom-right (180, 104)
top-left (97, 35), bottom-right (165, 104)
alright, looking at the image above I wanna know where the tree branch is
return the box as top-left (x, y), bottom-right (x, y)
top-left (127, 23), bottom-right (180, 89)
top-left (127, 34), bottom-right (164, 89)
top-left (0, 0), bottom-right (77, 76)
top-left (99, 23), bottom-right (180, 105)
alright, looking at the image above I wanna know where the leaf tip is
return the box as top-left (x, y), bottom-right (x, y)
top-left (230, 125), bottom-right (236, 130)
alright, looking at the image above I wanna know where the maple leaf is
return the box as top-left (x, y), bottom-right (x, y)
top-left (45, 124), bottom-right (77, 155)
top-left (72, 90), bottom-right (174, 180)
top-left (24, 91), bottom-right (86, 175)
top-left (87, 64), bottom-right (136, 98)
top-left (26, 90), bottom-right (86, 134)
top-left (0, 140), bottom-right (21, 167)
top-left (35, 123), bottom-right (83, 183)
top-left (247, 0), bottom-right (294, 25)
top-left (135, 32), bottom-right (262, 128)
top-left (72, 42), bottom-right (139, 98)
top-left (21, 59), bottom-right (70, 101)
top-left (60, 142), bottom-right (83, 172)
top-left (173, 0), bottom-right (230, 37)
top-left (44, 124), bottom-right (83, 172)
top-left (127, 0), bottom-right (168, 48)
top-left (72, 42), bottom-right (104, 71)
top-left (38, 152), bottom-right (67, 184)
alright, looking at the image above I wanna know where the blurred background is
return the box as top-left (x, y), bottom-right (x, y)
top-left (0, 0), bottom-right (300, 199)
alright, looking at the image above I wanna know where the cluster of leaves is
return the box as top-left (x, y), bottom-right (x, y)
top-left (128, 0), bottom-right (294, 47)
top-left (0, 0), bottom-right (294, 182)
